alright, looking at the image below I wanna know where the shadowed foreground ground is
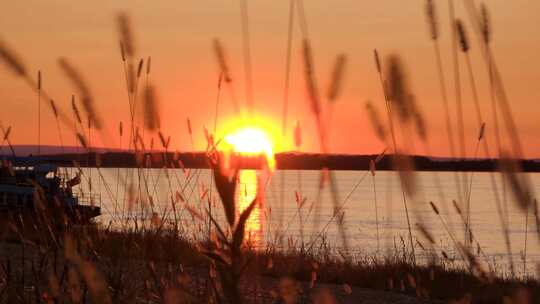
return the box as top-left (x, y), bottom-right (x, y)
top-left (0, 227), bottom-right (537, 303)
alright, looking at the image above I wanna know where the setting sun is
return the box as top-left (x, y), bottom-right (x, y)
top-left (224, 127), bottom-right (276, 169)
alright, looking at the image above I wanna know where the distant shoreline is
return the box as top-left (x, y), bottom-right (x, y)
top-left (4, 151), bottom-right (539, 172)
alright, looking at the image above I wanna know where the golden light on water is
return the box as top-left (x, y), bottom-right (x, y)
top-left (221, 121), bottom-right (276, 247)
top-left (236, 170), bottom-right (264, 246)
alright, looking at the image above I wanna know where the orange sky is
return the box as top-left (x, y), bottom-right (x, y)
top-left (1, 1), bottom-right (539, 157)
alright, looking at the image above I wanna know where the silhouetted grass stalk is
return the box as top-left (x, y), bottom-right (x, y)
top-left (279, 0), bottom-right (296, 246)
top-left (426, 0), bottom-right (461, 234)
top-left (373, 49), bottom-right (416, 264)
top-left (448, 3), bottom-right (469, 242)
top-left (370, 160), bottom-right (380, 252)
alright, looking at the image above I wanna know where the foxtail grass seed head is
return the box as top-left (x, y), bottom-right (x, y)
top-left (119, 121), bottom-right (123, 137)
top-left (499, 154), bottom-right (533, 213)
top-left (137, 58), bottom-right (144, 78)
top-left (119, 41), bottom-right (126, 62)
top-left (302, 39), bottom-right (321, 116)
top-left (478, 122), bottom-right (486, 141)
top-left (143, 84), bottom-right (160, 131)
top-left (58, 58), bottom-right (102, 129)
top-left (146, 56), bottom-right (151, 75)
top-left (393, 154), bottom-right (417, 197)
top-left (49, 99), bottom-right (58, 118)
top-left (386, 55), bottom-right (412, 122)
top-left (373, 49), bottom-right (381, 73)
top-left (327, 54), bottom-right (346, 102)
top-left (117, 13), bottom-right (134, 58)
top-left (37, 70), bottom-right (42, 90)
top-left (71, 95), bottom-right (82, 124)
top-left (187, 118), bottom-right (192, 136)
top-left (426, 0), bottom-right (438, 40)
top-left (213, 39), bottom-right (231, 83)
top-left (127, 62), bottom-right (135, 93)
top-left (0, 40), bottom-right (27, 76)
top-left (430, 201), bottom-right (440, 215)
top-left (481, 3), bottom-right (491, 44)
top-left (453, 199), bottom-right (462, 215)
top-left (365, 101), bottom-right (386, 142)
top-left (456, 19), bottom-right (470, 52)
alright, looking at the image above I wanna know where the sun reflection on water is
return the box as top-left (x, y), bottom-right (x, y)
top-left (237, 170), bottom-right (264, 246)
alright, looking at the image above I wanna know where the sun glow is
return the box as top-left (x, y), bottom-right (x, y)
top-left (224, 127), bottom-right (276, 169)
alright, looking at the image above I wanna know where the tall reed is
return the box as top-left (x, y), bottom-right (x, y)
top-left (448, 1), bottom-right (469, 222)
top-left (370, 159), bottom-right (380, 252)
top-left (37, 70), bottom-right (41, 156)
top-left (425, 0), bottom-right (464, 235)
top-left (279, 0), bottom-right (296, 248)
top-left (373, 50), bottom-right (416, 264)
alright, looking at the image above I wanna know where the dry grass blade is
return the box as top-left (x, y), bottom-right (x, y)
top-left (302, 39), bottom-right (321, 116)
top-left (453, 199), bottom-right (462, 215)
top-left (417, 223), bottom-right (435, 244)
top-left (458, 243), bottom-right (492, 282)
top-left (119, 41), bottom-right (126, 61)
top-left (136, 58), bottom-right (144, 78)
top-left (117, 13), bottom-right (134, 58)
top-left (58, 58), bottom-right (102, 129)
top-left (184, 203), bottom-right (205, 221)
top-left (232, 198), bottom-right (258, 251)
top-left (37, 70), bottom-right (42, 90)
top-left (76, 133), bottom-right (88, 149)
top-left (369, 159), bottom-right (376, 176)
top-left (373, 49), bottom-right (381, 73)
top-left (213, 39), bottom-right (232, 83)
top-left (430, 201), bottom-right (440, 215)
top-left (480, 3), bottom-right (491, 44)
top-left (49, 99), bottom-right (58, 118)
top-left (212, 155), bottom-right (238, 227)
top-left (143, 84), bottom-right (160, 131)
top-left (456, 19), bottom-right (470, 52)
top-left (158, 131), bottom-right (169, 149)
top-left (327, 54), bottom-right (346, 101)
top-left (375, 148), bottom-right (387, 163)
top-left (426, 0), bottom-right (438, 40)
top-left (499, 154), bottom-right (533, 213)
top-left (187, 118), bottom-right (192, 136)
top-left (71, 95), bottom-right (82, 124)
top-left (478, 122), bottom-right (486, 141)
top-left (0, 40), bottom-right (27, 76)
top-left (3, 126), bottom-right (11, 141)
top-left (127, 62), bottom-right (135, 93)
top-left (386, 55), bottom-right (412, 122)
top-left (146, 56), bottom-right (151, 74)
top-left (393, 154), bottom-right (417, 197)
top-left (365, 101), bottom-right (386, 142)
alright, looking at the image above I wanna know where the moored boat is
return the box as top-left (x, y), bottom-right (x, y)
top-left (0, 157), bottom-right (101, 231)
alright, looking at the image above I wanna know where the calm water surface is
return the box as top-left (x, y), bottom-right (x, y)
top-left (73, 167), bottom-right (540, 276)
